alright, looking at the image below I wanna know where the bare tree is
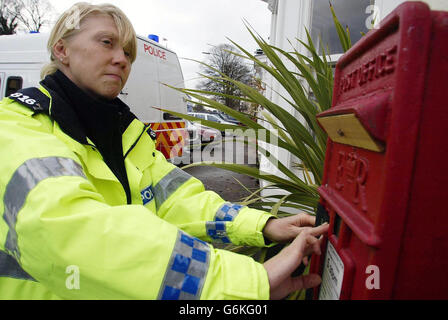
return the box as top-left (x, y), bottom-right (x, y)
top-left (198, 44), bottom-right (254, 112)
top-left (0, 0), bottom-right (23, 35)
top-left (16, 0), bottom-right (54, 32)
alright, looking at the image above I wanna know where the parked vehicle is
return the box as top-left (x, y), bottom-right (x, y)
top-left (174, 120), bottom-right (220, 165)
top-left (188, 112), bottom-right (235, 136)
top-left (0, 32), bottom-right (188, 161)
top-left (215, 112), bottom-right (244, 126)
top-left (185, 119), bottom-right (218, 147)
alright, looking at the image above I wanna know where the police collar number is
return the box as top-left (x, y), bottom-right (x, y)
top-left (8, 88), bottom-right (50, 113)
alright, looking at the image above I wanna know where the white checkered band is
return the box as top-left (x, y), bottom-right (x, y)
top-left (206, 203), bottom-right (245, 244)
top-left (157, 230), bottom-right (210, 300)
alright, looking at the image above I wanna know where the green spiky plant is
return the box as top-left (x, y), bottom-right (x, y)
top-left (161, 4), bottom-right (352, 299)
top-left (165, 5), bottom-right (351, 213)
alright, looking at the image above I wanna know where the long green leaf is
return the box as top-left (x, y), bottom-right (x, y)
top-left (330, 3), bottom-right (352, 52)
top-left (270, 194), bottom-right (289, 216)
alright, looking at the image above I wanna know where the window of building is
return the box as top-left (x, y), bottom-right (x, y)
top-left (310, 0), bottom-right (372, 55)
top-left (5, 77), bottom-right (23, 97)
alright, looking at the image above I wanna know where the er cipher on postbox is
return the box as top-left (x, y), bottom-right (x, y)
top-left (309, 1), bottom-right (448, 300)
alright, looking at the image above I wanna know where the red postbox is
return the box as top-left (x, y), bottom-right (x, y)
top-left (310, 1), bottom-right (448, 299)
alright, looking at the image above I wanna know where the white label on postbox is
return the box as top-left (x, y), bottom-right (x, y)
top-left (319, 242), bottom-right (344, 300)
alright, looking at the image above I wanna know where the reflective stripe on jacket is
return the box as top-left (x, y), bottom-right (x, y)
top-left (0, 86), bottom-right (273, 300)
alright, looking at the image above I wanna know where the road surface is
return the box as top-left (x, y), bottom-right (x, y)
top-left (179, 135), bottom-right (259, 202)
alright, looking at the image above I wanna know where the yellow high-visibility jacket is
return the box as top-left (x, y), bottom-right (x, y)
top-left (0, 86), bottom-right (273, 300)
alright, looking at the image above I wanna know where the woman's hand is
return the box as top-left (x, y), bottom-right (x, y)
top-left (263, 223), bottom-right (329, 300)
top-left (263, 213), bottom-right (318, 244)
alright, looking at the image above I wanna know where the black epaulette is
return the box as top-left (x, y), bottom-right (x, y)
top-left (146, 127), bottom-right (157, 140)
top-left (8, 87), bottom-right (50, 114)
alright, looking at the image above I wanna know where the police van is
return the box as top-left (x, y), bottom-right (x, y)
top-left (0, 32), bottom-right (188, 161)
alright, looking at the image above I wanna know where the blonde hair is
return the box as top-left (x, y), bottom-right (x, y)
top-left (41, 2), bottom-right (137, 79)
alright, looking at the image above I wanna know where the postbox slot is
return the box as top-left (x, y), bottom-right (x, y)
top-left (315, 203), bottom-right (330, 227)
top-left (333, 214), bottom-right (342, 238)
top-left (326, 203), bottom-right (351, 249)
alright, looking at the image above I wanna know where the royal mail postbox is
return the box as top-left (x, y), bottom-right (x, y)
top-left (309, 2), bottom-right (448, 299)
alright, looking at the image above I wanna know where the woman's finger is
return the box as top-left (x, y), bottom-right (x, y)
top-left (290, 274), bottom-right (322, 292)
top-left (308, 223), bottom-right (329, 237)
top-left (296, 213), bottom-right (316, 227)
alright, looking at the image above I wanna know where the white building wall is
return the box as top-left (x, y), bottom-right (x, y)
top-left (260, 0), bottom-right (305, 180)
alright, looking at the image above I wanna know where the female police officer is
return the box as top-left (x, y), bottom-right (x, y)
top-left (0, 2), bottom-right (328, 299)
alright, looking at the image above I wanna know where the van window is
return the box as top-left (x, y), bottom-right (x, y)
top-left (6, 77), bottom-right (23, 97)
top-left (207, 115), bottom-right (220, 123)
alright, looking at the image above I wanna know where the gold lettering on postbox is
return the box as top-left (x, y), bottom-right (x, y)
top-left (335, 150), bottom-right (369, 213)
